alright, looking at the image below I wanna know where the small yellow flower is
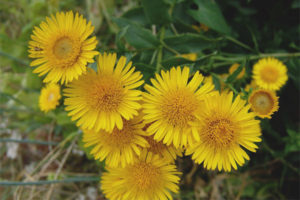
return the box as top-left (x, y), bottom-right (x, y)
top-left (39, 83), bottom-right (61, 113)
top-left (186, 92), bottom-right (261, 172)
top-left (64, 53), bottom-right (144, 132)
top-left (179, 53), bottom-right (197, 61)
top-left (29, 11), bottom-right (99, 84)
top-left (143, 66), bottom-right (215, 148)
top-left (252, 57), bottom-right (288, 91)
top-left (229, 63), bottom-right (245, 79)
top-left (101, 151), bottom-right (181, 200)
top-left (82, 115), bottom-right (148, 167)
top-left (248, 89), bottom-right (279, 119)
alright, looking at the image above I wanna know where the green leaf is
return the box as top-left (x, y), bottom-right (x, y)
top-left (212, 73), bottom-right (221, 91)
top-left (113, 17), bottom-right (160, 49)
top-left (141, 0), bottom-right (172, 25)
top-left (226, 64), bottom-right (244, 83)
top-left (122, 7), bottom-right (149, 26)
top-left (188, 0), bottom-right (231, 34)
top-left (161, 56), bottom-right (195, 69)
top-left (163, 33), bottom-right (215, 53)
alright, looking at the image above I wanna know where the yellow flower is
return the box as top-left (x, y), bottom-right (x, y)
top-left (28, 11), bottom-right (99, 84)
top-left (248, 89), bottom-right (279, 119)
top-left (143, 134), bottom-right (182, 162)
top-left (186, 92), bottom-right (261, 172)
top-left (143, 66), bottom-right (215, 148)
top-left (82, 115), bottom-right (148, 167)
top-left (39, 83), bottom-right (61, 113)
top-left (229, 63), bottom-right (245, 79)
top-left (252, 57), bottom-right (288, 91)
top-left (101, 151), bottom-right (181, 200)
top-left (64, 53), bottom-right (144, 132)
top-left (179, 53), bottom-right (197, 61)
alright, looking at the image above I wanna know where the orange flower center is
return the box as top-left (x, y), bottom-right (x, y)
top-left (161, 89), bottom-right (198, 127)
top-left (260, 65), bottom-right (279, 83)
top-left (250, 91), bottom-right (274, 115)
top-left (89, 76), bottom-right (124, 112)
top-left (52, 36), bottom-right (81, 68)
top-left (48, 92), bottom-right (54, 101)
top-left (202, 118), bottom-right (236, 148)
top-left (130, 162), bottom-right (160, 190)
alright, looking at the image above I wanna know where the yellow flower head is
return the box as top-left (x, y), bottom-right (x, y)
top-left (248, 89), bottom-right (279, 119)
top-left (64, 53), bottom-right (144, 132)
top-left (186, 92), bottom-right (261, 172)
top-left (229, 63), bottom-right (245, 79)
top-left (143, 66), bottom-right (215, 148)
top-left (179, 53), bottom-right (197, 61)
top-left (39, 83), bottom-right (61, 113)
top-left (252, 57), bottom-right (288, 91)
top-left (29, 11), bottom-right (99, 84)
top-left (101, 151), bottom-right (181, 200)
top-left (82, 115), bottom-right (148, 167)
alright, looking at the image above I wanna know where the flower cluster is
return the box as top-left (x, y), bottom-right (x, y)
top-left (29, 11), bottom-right (287, 200)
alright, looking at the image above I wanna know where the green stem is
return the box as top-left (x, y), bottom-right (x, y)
top-left (156, 27), bottom-right (166, 73)
top-left (212, 52), bottom-right (300, 63)
top-left (0, 177), bottom-right (100, 186)
top-left (0, 50), bottom-right (29, 66)
top-left (0, 139), bottom-right (58, 146)
top-left (224, 36), bottom-right (254, 52)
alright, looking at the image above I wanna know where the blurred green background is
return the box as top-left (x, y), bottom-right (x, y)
top-left (0, 0), bottom-right (299, 199)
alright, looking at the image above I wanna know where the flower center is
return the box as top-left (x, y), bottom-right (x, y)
top-left (250, 91), bottom-right (274, 114)
top-left (202, 118), bottom-right (236, 148)
top-left (260, 66), bottom-right (279, 83)
top-left (89, 76), bottom-right (124, 112)
top-left (161, 89), bottom-right (198, 127)
top-left (53, 37), bottom-right (74, 58)
top-left (51, 36), bottom-right (81, 68)
top-left (144, 136), bottom-right (166, 156)
top-left (105, 120), bottom-right (134, 147)
top-left (48, 93), bottom-right (54, 101)
top-left (130, 162), bottom-right (160, 190)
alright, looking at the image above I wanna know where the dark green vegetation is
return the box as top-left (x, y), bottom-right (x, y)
top-left (0, 0), bottom-right (299, 199)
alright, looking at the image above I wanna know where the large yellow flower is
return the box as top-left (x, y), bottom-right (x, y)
top-left (101, 151), bottom-right (181, 200)
top-left (82, 115), bottom-right (148, 167)
top-left (186, 92), bottom-right (261, 172)
top-left (39, 83), bottom-right (61, 113)
top-left (28, 11), bottom-right (98, 84)
top-left (143, 66), bottom-right (215, 148)
top-left (252, 57), bottom-right (288, 91)
top-left (248, 89), bottom-right (279, 119)
top-left (64, 53), bottom-right (144, 132)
